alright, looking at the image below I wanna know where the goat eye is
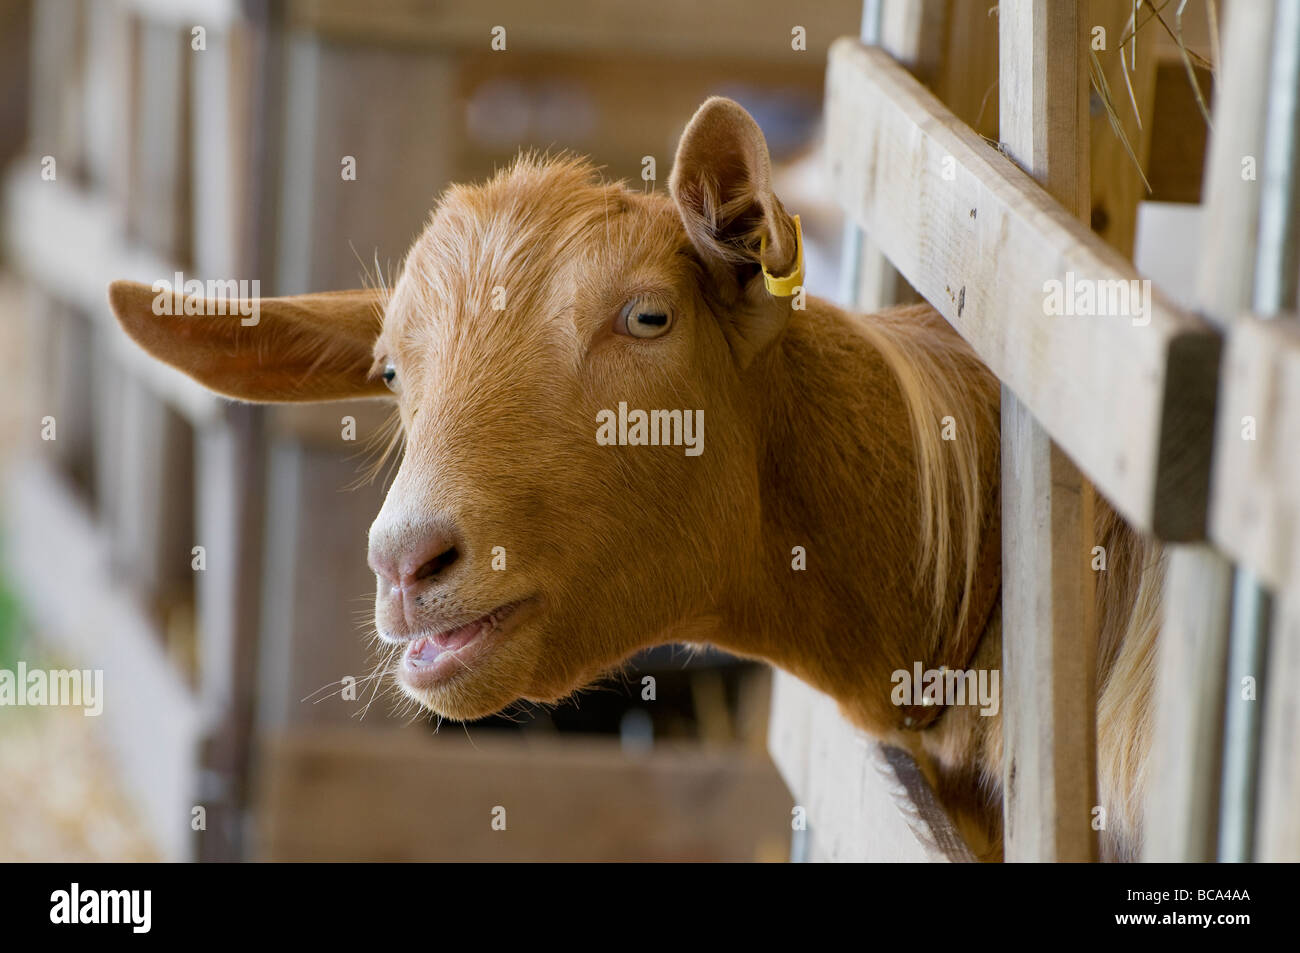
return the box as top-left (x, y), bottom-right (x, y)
top-left (382, 363), bottom-right (398, 392)
top-left (616, 300), bottom-right (673, 339)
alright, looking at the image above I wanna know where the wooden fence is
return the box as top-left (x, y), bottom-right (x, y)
top-left (769, 0), bottom-right (1300, 862)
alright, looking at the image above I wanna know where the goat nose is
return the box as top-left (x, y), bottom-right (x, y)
top-left (368, 524), bottom-right (462, 591)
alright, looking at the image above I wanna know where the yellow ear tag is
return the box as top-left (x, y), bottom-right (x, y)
top-left (761, 214), bottom-right (804, 298)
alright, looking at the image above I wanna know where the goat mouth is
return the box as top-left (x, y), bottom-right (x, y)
top-left (399, 601), bottom-right (524, 689)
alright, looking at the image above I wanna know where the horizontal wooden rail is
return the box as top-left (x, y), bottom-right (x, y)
top-left (262, 727), bottom-right (793, 861)
top-left (125, 0), bottom-right (241, 28)
top-left (3, 169), bottom-right (223, 425)
top-left (825, 39), bottom-right (1220, 540)
top-left (287, 0), bottom-right (859, 55)
top-left (1210, 313), bottom-right (1300, 591)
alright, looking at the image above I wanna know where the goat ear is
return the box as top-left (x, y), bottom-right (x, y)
top-left (669, 97), bottom-right (800, 365)
top-left (107, 280), bottom-right (389, 403)
top-left (669, 98), bottom-right (800, 282)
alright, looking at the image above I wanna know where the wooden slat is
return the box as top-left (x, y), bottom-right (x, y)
top-left (193, 406), bottom-right (266, 862)
top-left (286, 0), bottom-right (860, 57)
top-left (1142, 545), bottom-right (1231, 860)
top-left (81, 0), bottom-right (123, 191)
top-left (2, 459), bottom-right (203, 862)
top-left (274, 35), bottom-right (458, 292)
top-left (767, 671), bottom-right (973, 862)
top-left (260, 727), bottom-right (793, 861)
top-left (825, 38), bottom-right (1220, 540)
top-left (1257, 588), bottom-right (1300, 860)
top-left (931, 0), bottom-right (999, 142)
top-left (91, 323), bottom-right (127, 527)
top-left (1193, 2), bottom-right (1274, 332)
top-left (37, 296), bottom-right (96, 494)
top-left (112, 375), bottom-right (195, 609)
top-left (1001, 407), bottom-right (1098, 862)
top-left (1, 171), bottom-right (222, 425)
top-left (998, 0), bottom-right (1097, 864)
top-left (853, 0), bottom-right (997, 312)
top-left (876, 0), bottom-right (947, 83)
top-left (129, 18), bottom-right (192, 264)
top-left (850, 0), bottom-right (929, 312)
top-left (1145, 1), bottom-right (1277, 862)
top-left (1210, 314), bottom-right (1300, 591)
top-left (190, 23), bottom-right (240, 278)
top-left (28, 0), bottom-right (85, 176)
top-left (125, 0), bottom-right (241, 27)
top-left (254, 439), bottom-right (388, 729)
top-left (1247, 0), bottom-right (1300, 861)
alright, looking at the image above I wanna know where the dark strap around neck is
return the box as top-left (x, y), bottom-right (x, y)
top-left (898, 482), bottom-right (1002, 731)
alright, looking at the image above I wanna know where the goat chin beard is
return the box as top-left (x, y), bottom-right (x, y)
top-left (398, 680), bottom-right (515, 722)
top-left (392, 636), bottom-right (637, 724)
top-left (392, 642), bottom-right (575, 723)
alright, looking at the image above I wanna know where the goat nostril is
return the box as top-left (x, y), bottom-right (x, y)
top-left (412, 545), bottom-right (460, 582)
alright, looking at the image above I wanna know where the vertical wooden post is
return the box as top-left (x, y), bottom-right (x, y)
top-left (1217, 0), bottom-right (1284, 853)
top-left (845, 1), bottom-right (999, 311)
top-left (195, 404), bottom-right (266, 862)
top-left (179, 13), bottom-right (272, 861)
top-left (128, 18), bottom-right (192, 264)
top-left (998, 0), bottom-right (1099, 862)
top-left (1252, 0), bottom-right (1300, 863)
top-left (1146, 0), bottom-right (1275, 862)
top-left (1259, 589), bottom-right (1300, 859)
top-left (846, 0), bottom-right (944, 310)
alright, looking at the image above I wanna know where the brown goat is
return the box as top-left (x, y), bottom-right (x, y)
top-left (108, 97), bottom-right (1163, 861)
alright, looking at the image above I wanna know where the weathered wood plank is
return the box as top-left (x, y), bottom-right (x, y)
top-left (37, 296), bottom-right (96, 494)
top-left (193, 405), bottom-right (266, 861)
top-left (825, 38), bottom-right (1220, 540)
top-left (998, 0), bottom-right (1098, 864)
top-left (260, 727), bottom-right (793, 861)
top-left (254, 438), bottom-right (389, 729)
top-left (2, 459), bottom-right (203, 862)
top-left (286, 0), bottom-right (860, 57)
top-left (125, 0), bottom-right (241, 27)
top-left (767, 671), bottom-right (973, 862)
top-left (1147, 0), bottom-right (1277, 862)
top-left (1143, 545), bottom-right (1231, 860)
top-left (840, 0), bottom-right (916, 312)
top-left (274, 35), bottom-right (458, 293)
top-left (27, 0), bottom-right (85, 176)
top-left (1193, 2), bottom-right (1274, 331)
top-left (932, 0), bottom-right (999, 142)
top-left (1257, 587), bottom-right (1300, 860)
top-left (112, 375), bottom-right (195, 613)
top-left (852, 0), bottom-right (1000, 312)
top-left (190, 23), bottom-right (240, 278)
top-left (128, 18), bottom-right (192, 264)
top-left (1246, 0), bottom-right (1300, 862)
top-left (2, 171), bottom-right (222, 425)
top-left (1211, 314), bottom-right (1300, 591)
